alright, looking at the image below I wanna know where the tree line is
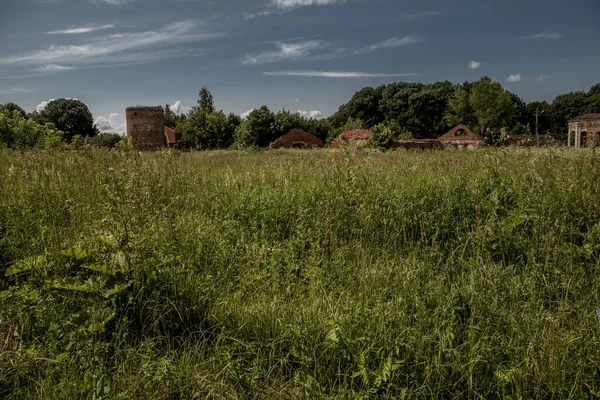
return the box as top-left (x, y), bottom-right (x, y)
top-left (1, 77), bottom-right (599, 150)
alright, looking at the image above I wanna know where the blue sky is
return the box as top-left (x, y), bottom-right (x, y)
top-left (0, 0), bottom-right (598, 132)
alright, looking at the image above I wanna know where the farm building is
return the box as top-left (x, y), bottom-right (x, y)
top-left (126, 106), bottom-right (166, 151)
top-left (331, 129), bottom-right (372, 149)
top-left (568, 114), bottom-right (600, 147)
top-left (438, 124), bottom-right (482, 149)
top-left (164, 126), bottom-right (180, 148)
top-left (393, 139), bottom-right (443, 151)
top-left (269, 129), bottom-right (324, 149)
top-left (507, 134), bottom-right (558, 147)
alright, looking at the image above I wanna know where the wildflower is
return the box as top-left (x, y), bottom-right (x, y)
top-left (596, 309), bottom-right (600, 319)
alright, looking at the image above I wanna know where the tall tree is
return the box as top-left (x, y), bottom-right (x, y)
top-left (198, 87), bottom-right (215, 114)
top-left (38, 98), bottom-right (98, 142)
top-left (445, 77), bottom-right (518, 138)
top-left (2, 103), bottom-right (27, 119)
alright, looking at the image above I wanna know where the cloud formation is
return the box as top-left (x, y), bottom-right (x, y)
top-left (95, 113), bottom-right (126, 132)
top-left (506, 74), bottom-right (522, 83)
top-left (0, 20), bottom-right (220, 70)
top-left (35, 64), bottom-right (75, 72)
top-left (272, 0), bottom-right (348, 9)
top-left (240, 109), bottom-right (255, 119)
top-left (297, 110), bottom-right (322, 118)
top-left (46, 25), bottom-right (115, 35)
top-left (242, 40), bottom-right (325, 65)
top-left (527, 32), bottom-right (563, 40)
top-left (243, 36), bottom-right (421, 65)
top-left (468, 61), bottom-right (480, 69)
top-left (536, 74), bottom-right (548, 81)
top-left (263, 71), bottom-right (418, 78)
top-left (169, 101), bottom-right (182, 114)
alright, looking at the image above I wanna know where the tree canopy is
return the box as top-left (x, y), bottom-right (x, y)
top-left (36, 99), bottom-right (98, 142)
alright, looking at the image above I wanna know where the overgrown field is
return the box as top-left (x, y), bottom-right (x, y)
top-left (1, 148), bottom-right (600, 398)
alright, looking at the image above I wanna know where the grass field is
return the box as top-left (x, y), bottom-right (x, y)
top-left (1, 148), bottom-right (600, 398)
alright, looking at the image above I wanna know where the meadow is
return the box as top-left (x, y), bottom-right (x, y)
top-left (1, 147), bottom-right (600, 399)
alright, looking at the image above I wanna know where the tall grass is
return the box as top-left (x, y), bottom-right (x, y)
top-left (1, 148), bottom-right (600, 398)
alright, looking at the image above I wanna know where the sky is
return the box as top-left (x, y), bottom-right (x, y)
top-left (0, 0), bottom-right (599, 133)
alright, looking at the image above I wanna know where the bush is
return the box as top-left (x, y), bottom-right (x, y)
top-left (369, 123), bottom-right (394, 150)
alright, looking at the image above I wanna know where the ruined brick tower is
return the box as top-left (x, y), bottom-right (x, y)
top-left (126, 106), bottom-right (165, 151)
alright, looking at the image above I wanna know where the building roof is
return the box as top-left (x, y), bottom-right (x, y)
top-left (269, 129), bottom-right (324, 149)
top-left (331, 129), bottom-right (372, 149)
top-left (507, 134), bottom-right (557, 147)
top-left (570, 113), bottom-right (600, 121)
top-left (164, 126), bottom-right (177, 144)
top-left (438, 124), bottom-right (482, 142)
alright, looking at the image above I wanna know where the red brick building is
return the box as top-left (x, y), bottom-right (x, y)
top-left (568, 114), bottom-right (600, 147)
top-left (269, 129), bottom-right (324, 149)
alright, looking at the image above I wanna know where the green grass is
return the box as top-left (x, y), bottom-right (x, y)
top-left (1, 147), bottom-right (600, 398)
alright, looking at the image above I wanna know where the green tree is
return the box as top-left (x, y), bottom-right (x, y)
top-left (164, 104), bottom-right (178, 129)
top-left (369, 123), bottom-right (394, 150)
top-left (2, 103), bottom-right (27, 119)
top-left (198, 87), bottom-right (215, 114)
top-left (38, 98), bottom-right (98, 142)
top-left (233, 106), bottom-right (276, 148)
top-left (445, 77), bottom-right (518, 140)
top-left (0, 108), bottom-right (64, 148)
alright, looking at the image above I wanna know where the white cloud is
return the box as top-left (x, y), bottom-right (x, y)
top-left (35, 64), bottom-right (75, 72)
top-left (36, 98), bottom-right (84, 113)
top-left (242, 40), bottom-right (325, 65)
top-left (527, 32), bottom-right (563, 40)
top-left (272, 0), bottom-right (349, 9)
top-left (468, 61), bottom-right (480, 70)
top-left (244, 10), bottom-right (274, 20)
top-left (242, 36), bottom-right (421, 65)
top-left (169, 101), bottom-right (182, 114)
top-left (95, 113), bottom-right (126, 133)
top-left (263, 70), bottom-right (418, 78)
top-left (295, 98), bottom-right (300, 103)
top-left (297, 110), bottom-right (322, 118)
top-left (240, 109), bottom-right (255, 119)
top-left (401, 11), bottom-right (440, 20)
top-left (358, 36), bottom-right (422, 54)
top-left (506, 74), bottom-right (522, 83)
top-left (37, 99), bottom-right (54, 112)
top-left (0, 20), bottom-right (221, 70)
top-left (0, 88), bottom-right (37, 94)
top-left (46, 25), bottom-right (115, 35)
top-left (536, 74), bottom-right (549, 81)
top-left (90, 0), bottom-right (132, 6)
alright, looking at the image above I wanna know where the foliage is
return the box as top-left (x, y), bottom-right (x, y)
top-left (91, 133), bottom-right (123, 149)
top-left (369, 123), bottom-right (394, 150)
top-left (445, 77), bottom-right (520, 142)
top-left (2, 149), bottom-right (600, 398)
top-left (36, 99), bottom-right (98, 142)
top-left (0, 108), bottom-right (64, 148)
top-left (2, 103), bottom-right (27, 119)
top-left (198, 87), bottom-right (215, 114)
top-left (328, 117), bottom-right (365, 143)
top-left (233, 105), bottom-right (276, 148)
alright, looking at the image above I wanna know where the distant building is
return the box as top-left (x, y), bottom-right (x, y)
top-left (164, 126), bottom-right (180, 148)
top-left (126, 106), bottom-right (166, 151)
top-left (438, 124), bottom-right (482, 149)
top-left (331, 129), bottom-right (372, 149)
top-left (506, 134), bottom-right (558, 147)
top-left (269, 129), bottom-right (324, 149)
top-left (568, 114), bottom-right (600, 148)
top-left (393, 139), bottom-right (443, 151)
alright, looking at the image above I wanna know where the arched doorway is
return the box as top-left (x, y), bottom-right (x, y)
top-left (581, 131), bottom-right (588, 147)
top-left (292, 142), bottom-right (306, 149)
